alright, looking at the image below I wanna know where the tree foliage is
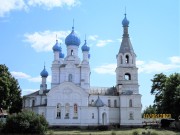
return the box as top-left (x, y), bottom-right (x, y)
top-left (0, 64), bottom-right (22, 113)
top-left (150, 73), bottom-right (180, 120)
top-left (2, 110), bottom-right (48, 134)
top-left (142, 105), bottom-right (157, 115)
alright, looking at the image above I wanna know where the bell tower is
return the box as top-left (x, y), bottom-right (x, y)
top-left (116, 13), bottom-right (142, 127)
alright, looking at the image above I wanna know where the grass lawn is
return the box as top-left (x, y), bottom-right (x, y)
top-left (47, 128), bottom-right (180, 135)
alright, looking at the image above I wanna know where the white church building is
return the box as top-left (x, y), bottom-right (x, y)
top-left (23, 14), bottom-right (142, 127)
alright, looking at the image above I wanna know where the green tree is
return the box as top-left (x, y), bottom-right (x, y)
top-left (150, 73), bottom-right (180, 120)
top-left (0, 64), bottom-right (22, 113)
top-left (150, 73), bottom-right (167, 113)
top-left (2, 110), bottom-right (48, 134)
top-left (142, 105), bottom-right (157, 115)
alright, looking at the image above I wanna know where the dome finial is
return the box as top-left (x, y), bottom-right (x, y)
top-left (125, 6), bottom-right (126, 16)
top-left (72, 19), bottom-right (74, 30)
top-left (56, 34), bottom-right (58, 43)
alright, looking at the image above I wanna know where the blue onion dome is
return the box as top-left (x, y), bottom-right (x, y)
top-left (81, 40), bottom-right (90, 52)
top-left (59, 52), bottom-right (64, 58)
top-left (52, 40), bottom-right (61, 52)
top-left (122, 14), bottom-right (129, 27)
top-left (65, 27), bottom-right (81, 46)
top-left (40, 66), bottom-right (48, 77)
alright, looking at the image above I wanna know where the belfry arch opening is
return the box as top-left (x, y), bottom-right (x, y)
top-left (125, 55), bottom-right (129, 64)
top-left (125, 73), bottom-right (131, 80)
top-left (71, 50), bottom-right (74, 55)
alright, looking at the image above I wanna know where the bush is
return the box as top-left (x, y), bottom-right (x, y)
top-left (161, 119), bottom-right (175, 128)
top-left (2, 110), bottom-right (48, 134)
top-left (132, 130), bottom-right (140, 135)
top-left (97, 125), bottom-right (108, 131)
top-left (111, 130), bottom-right (116, 135)
top-left (151, 131), bottom-right (158, 135)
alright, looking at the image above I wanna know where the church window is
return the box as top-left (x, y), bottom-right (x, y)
top-left (120, 56), bottom-right (123, 64)
top-left (125, 55), bottom-right (129, 64)
top-left (44, 99), bottom-right (47, 105)
top-left (68, 74), bottom-right (73, 82)
top-left (71, 50), bottom-right (73, 55)
top-left (125, 73), bottom-right (131, 80)
top-left (57, 103), bottom-right (61, 118)
top-left (73, 104), bottom-right (78, 119)
top-left (114, 100), bottom-right (117, 107)
top-left (92, 113), bottom-right (94, 119)
top-left (32, 100), bottom-right (35, 107)
top-left (129, 99), bottom-right (132, 107)
top-left (65, 103), bottom-right (70, 119)
top-left (108, 99), bottom-right (111, 107)
top-left (91, 100), bottom-right (94, 105)
top-left (129, 112), bottom-right (134, 120)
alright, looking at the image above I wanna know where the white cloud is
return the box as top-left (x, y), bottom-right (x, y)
top-left (24, 30), bottom-right (69, 52)
top-left (11, 71), bottom-right (31, 79)
top-left (93, 64), bottom-right (116, 75)
top-left (0, 0), bottom-right (80, 17)
top-left (28, 76), bottom-right (41, 82)
top-left (169, 56), bottom-right (180, 64)
top-left (27, 0), bottom-right (80, 9)
top-left (96, 39), bottom-right (113, 47)
top-left (93, 56), bottom-right (180, 75)
top-left (0, 0), bottom-right (27, 17)
top-left (117, 38), bottom-right (122, 43)
top-left (88, 35), bottom-right (98, 41)
top-left (11, 71), bottom-right (51, 83)
top-left (137, 60), bottom-right (180, 74)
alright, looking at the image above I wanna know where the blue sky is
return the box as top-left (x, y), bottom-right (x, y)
top-left (0, 0), bottom-right (179, 110)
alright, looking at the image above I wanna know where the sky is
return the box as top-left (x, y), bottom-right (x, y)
top-left (0, 0), bottom-right (179, 111)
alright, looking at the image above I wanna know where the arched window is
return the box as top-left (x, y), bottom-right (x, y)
top-left (44, 99), bottom-right (47, 105)
top-left (108, 99), bottom-right (111, 107)
top-left (32, 100), bottom-right (35, 107)
top-left (73, 104), bottom-right (78, 118)
top-left (125, 55), bottom-right (129, 64)
top-left (114, 100), bottom-right (117, 107)
top-left (92, 113), bottom-right (94, 119)
top-left (120, 56), bottom-right (123, 64)
top-left (68, 74), bottom-right (73, 82)
top-left (57, 103), bottom-right (61, 118)
top-left (129, 99), bottom-right (132, 107)
top-left (125, 73), bottom-right (131, 80)
top-left (65, 103), bottom-right (70, 119)
top-left (71, 50), bottom-right (73, 55)
top-left (91, 100), bottom-right (94, 105)
top-left (129, 112), bottom-right (134, 120)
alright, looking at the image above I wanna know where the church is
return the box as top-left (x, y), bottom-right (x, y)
top-left (23, 14), bottom-right (142, 127)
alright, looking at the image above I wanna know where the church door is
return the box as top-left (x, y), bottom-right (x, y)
top-left (102, 113), bottom-right (107, 125)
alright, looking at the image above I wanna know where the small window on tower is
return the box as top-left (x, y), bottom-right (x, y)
top-left (129, 99), bottom-right (132, 107)
top-left (125, 73), bottom-right (131, 80)
top-left (129, 112), bottom-right (134, 120)
top-left (120, 56), bottom-right (123, 64)
top-left (71, 50), bottom-right (73, 55)
top-left (68, 74), bottom-right (73, 82)
top-left (125, 55), bottom-right (129, 64)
